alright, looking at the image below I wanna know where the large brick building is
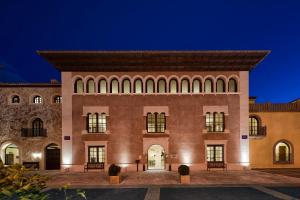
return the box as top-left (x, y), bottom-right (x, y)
top-left (1, 50), bottom-right (298, 171)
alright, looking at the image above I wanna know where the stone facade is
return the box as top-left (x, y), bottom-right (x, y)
top-left (0, 83), bottom-right (61, 170)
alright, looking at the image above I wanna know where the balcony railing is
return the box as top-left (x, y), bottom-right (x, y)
top-left (21, 128), bottom-right (47, 137)
top-left (249, 126), bottom-right (267, 137)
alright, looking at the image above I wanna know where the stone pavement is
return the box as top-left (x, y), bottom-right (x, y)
top-left (43, 170), bottom-right (300, 188)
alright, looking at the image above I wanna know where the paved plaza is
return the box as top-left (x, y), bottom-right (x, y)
top-left (44, 170), bottom-right (300, 187)
top-left (43, 170), bottom-right (300, 200)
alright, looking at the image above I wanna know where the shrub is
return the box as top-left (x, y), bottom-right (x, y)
top-left (0, 159), bottom-right (48, 200)
top-left (178, 165), bottom-right (189, 175)
top-left (108, 164), bottom-right (121, 176)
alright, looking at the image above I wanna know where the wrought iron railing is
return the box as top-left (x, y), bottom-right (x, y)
top-left (21, 128), bottom-right (47, 137)
top-left (249, 126), bottom-right (267, 137)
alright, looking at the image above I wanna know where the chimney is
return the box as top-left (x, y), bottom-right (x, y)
top-left (50, 79), bottom-right (58, 84)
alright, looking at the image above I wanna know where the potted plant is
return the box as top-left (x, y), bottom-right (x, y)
top-left (108, 164), bottom-right (121, 184)
top-left (178, 165), bottom-right (190, 184)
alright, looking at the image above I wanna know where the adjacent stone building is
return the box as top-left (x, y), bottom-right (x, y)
top-left (0, 82), bottom-right (62, 170)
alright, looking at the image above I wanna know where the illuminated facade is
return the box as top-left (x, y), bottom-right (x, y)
top-left (37, 50), bottom-right (268, 171)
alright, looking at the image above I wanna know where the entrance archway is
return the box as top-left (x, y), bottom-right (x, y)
top-left (45, 143), bottom-right (60, 170)
top-left (3, 144), bottom-right (20, 165)
top-left (147, 145), bottom-right (165, 170)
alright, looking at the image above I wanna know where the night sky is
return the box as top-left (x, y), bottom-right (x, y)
top-left (1, 0), bottom-right (300, 103)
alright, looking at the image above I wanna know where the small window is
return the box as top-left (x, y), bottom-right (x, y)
top-left (134, 79), bottom-right (143, 94)
top-left (54, 96), bottom-right (62, 103)
top-left (74, 78), bottom-right (84, 93)
top-left (86, 79), bottom-right (95, 93)
top-left (216, 79), bottom-right (225, 93)
top-left (228, 78), bottom-right (237, 92)
top-left (33, 96), bottom-right (42, 104)
top-left (111, 79), bottom-right (119, 94)
top-left (157, 79), bottom-right (166, 93)
top-left (12, 95), bottom-right (20, 104)
top-left (192, 79), bottom-right (201, 93)
top-left (122, 79), bottom-right (131, 94)
top-left (204, 79), bottom-right (213, 93)
top-left (169, 79), bottom-right (178, 94)
top-left (181, 79), bottom-right (190, 93)
top-left (146, 79), bottom-right (155, 93)
top-left (98, 79), bottom-right (107, 94)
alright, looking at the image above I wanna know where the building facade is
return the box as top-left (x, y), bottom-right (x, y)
top-left (4, 50), bottom-right (297, 171)
top-left (36, 50), bottom-right (268, 171)
top-left (249, 98), bottom-right (300, 168)
top-left (0, 82), bottom-right (62, 170)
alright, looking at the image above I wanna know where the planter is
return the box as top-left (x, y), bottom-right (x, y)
top-left (180, 175), bottom-right (190, 184)
top-left (109, 175), bottom-right (120, 184)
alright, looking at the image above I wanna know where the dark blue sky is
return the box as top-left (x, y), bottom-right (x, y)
top-left (1, 0), bottom-right (300, 103)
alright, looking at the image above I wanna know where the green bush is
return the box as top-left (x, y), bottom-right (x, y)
top-left (108, 164), bottom-right (121, 176)
top-left (178, 165), bottom-right (189, 175)
top-left (0, 159), bottom-right (48, 200)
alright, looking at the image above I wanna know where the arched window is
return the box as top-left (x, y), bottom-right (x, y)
top-left (74, 78), bottom-right (84, 93)
top-left (216, 79), bottom-right (225, 93)
top-left (33, 95), bottom-right (42, 104)
top-left (146, 79), bottom-right (155, 93)
top-left (98, 79), bottom-right (107, 94)
top-left (12, 95), bottom-right (20, 103)
top-left (122, 79), bottom-right (131, 94)
top-left (54, 95), bottom-right (62, 103)
top-left (181, 79), bottom-right (190, 93)
top-left (192, 79), bottom-right (201, 93)
top-left (169, 79), bottom-right (178, 94)
top-left (32, 118), bottom-right (43, 136)
top-left (111, 79), bottom-right (119, 94)
top-left (204, 79), bottom-right (213, 93)
top-left (134, 79), bottom-right (143, 93)
top-left (274, 141), bottom-right (293, 163)
top-left (249, 117), bottom-right (258, 136)
top-left (228, 78), bottom-right (238, 92)
top-left (157, 78), bottom-right (166, 93)
top-left (86, 79), bottom-right (95, 93)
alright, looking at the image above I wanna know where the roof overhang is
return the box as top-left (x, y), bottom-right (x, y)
top-left (37, 50), bottom-right (270, 72)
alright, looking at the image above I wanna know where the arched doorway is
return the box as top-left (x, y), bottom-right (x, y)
top-left (4, 144), bottom-right (20, 165)
top-left (45, 143), bottom-right (60, 170)
top-left (147, 145), bottom-right (165, 170)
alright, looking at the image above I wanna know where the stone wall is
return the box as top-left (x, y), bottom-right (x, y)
top-left (0, 84), bottom-right (62, 170)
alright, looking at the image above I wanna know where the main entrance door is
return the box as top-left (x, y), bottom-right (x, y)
top-left (45, 143), bottom-right (60, 170)
top-left (147, 145), bottom-right (165, 170)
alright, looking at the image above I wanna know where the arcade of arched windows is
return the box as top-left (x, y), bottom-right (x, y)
top-left (73, 75), bottom-right (239, 94)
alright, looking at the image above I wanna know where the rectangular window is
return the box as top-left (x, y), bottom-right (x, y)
top-left (214, 112), bottom-right (224, 132)
top-left (147, 112), bottom-right (166, 133)
top-left (206, 145), bottom-right (224, 162)
top-left (205, 112), bottom-right (214, 132)
top-left (98, 114), bottom-right (107, 133)
top-left (88, 114), bottom-right (97, 133)
top-left (205, 112), bottom-right (224, 132)
top-left (88, 146), bottom-right (105, 163)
